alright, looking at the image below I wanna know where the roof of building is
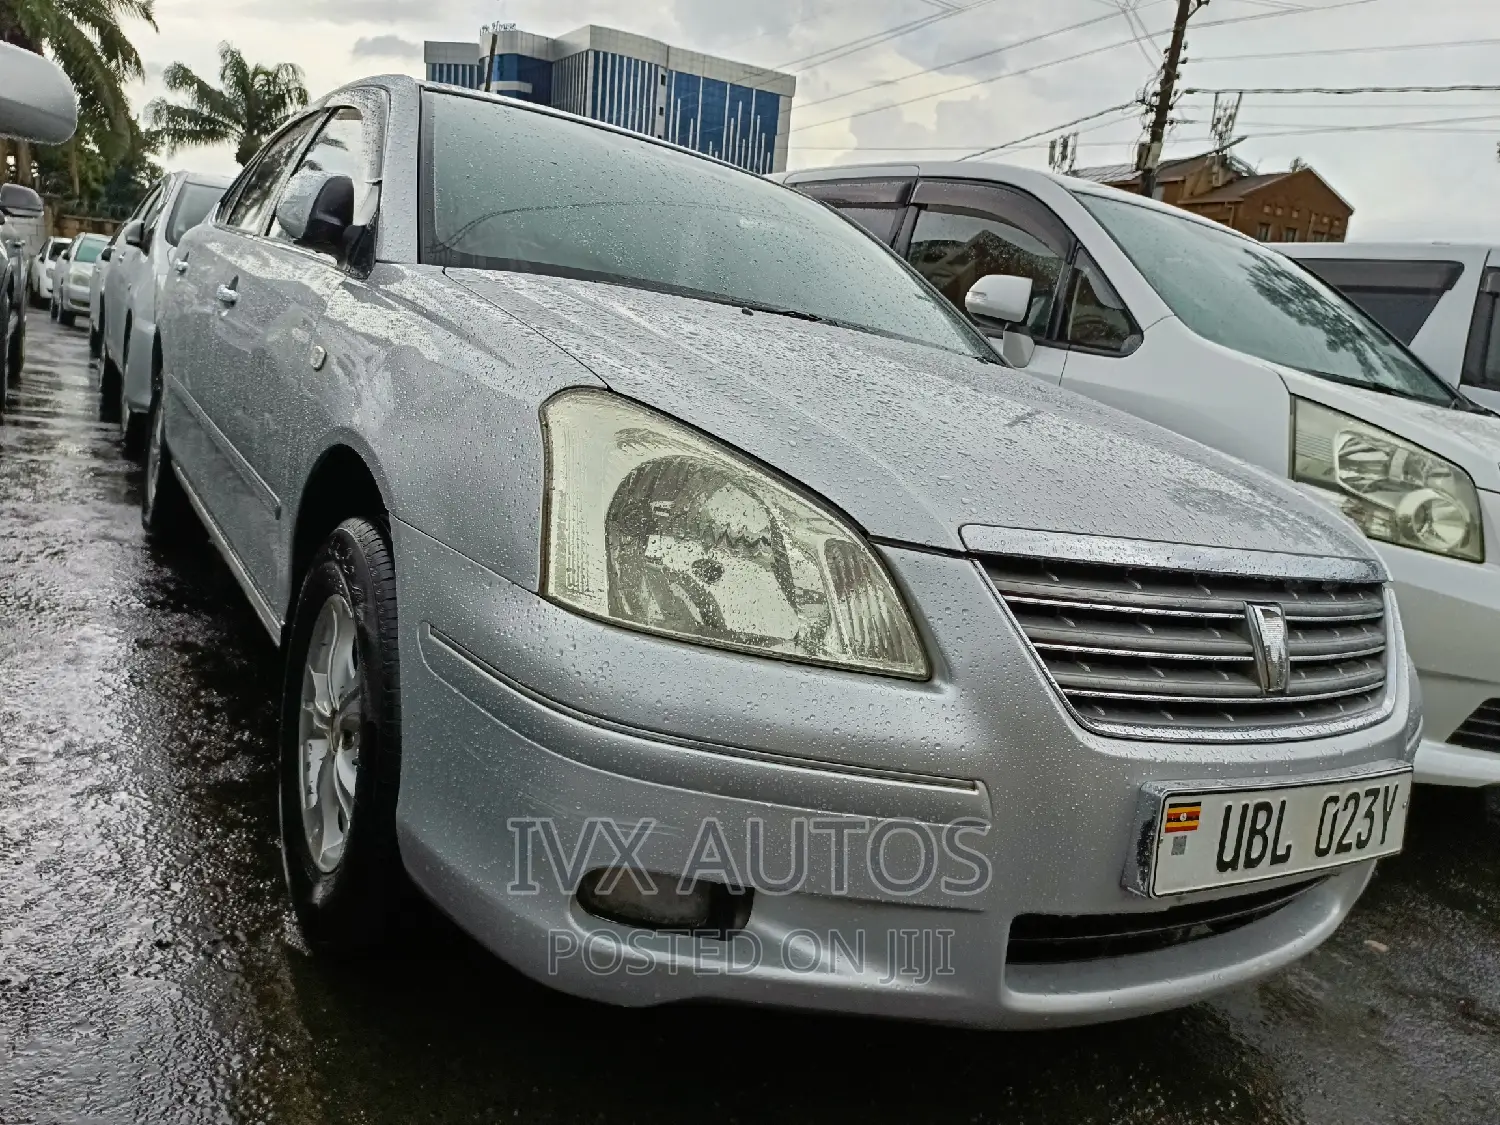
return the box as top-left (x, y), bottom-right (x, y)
top-left (1070, 154), bottom-right (1211, 186)
top-left (1183, 172), bottom-right (1293, 205)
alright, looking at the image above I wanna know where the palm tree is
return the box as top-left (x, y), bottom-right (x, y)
top-left (0, 0), bottom-right (157, 186)
top-left (146, 42), bottom-right (309, 166)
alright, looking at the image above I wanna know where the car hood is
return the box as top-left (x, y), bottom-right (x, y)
top-left (451, 270), bottom-right (1375, 559)
top-left (1273, 366), bottom-right (1500, 493)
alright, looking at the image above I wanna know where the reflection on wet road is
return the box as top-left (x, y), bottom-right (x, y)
top-left (2, 319), bottom-right (1497, 1125)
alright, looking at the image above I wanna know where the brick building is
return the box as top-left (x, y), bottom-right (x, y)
top-left (1072, 153), bottom-right (1353, 243)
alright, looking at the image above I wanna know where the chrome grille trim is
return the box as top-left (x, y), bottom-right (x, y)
top-left (978, 549), bottom-right (1395, 743)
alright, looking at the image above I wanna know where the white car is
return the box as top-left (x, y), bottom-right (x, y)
top-left (98, 169), bottom-right (230, 452)
top-left (1286, 242), bottom-right (1500, 411)
top-left (27, 235), bottom-right (70, 306)
top-left (781, 162), bottom-right (1500, 788)
top-left (49, 232), bottom-right (107, 327)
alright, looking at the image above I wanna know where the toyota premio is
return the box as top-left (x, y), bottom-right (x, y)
top-left (150, 76), bottom-right (1419, 1027)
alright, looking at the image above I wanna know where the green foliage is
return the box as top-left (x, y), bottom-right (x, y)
top-left (0, 0), bottom-right (159, 214)
top-left (146, 42), bottom-right (309, 165)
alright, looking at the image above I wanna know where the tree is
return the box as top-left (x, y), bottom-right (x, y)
top-left (0, 0), bottom-right (157, 186)
top-left (146, 42), bottom-right (308, 166)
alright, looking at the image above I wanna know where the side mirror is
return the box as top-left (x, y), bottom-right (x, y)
top-left (965, 273), bottom-right (1034, 327)
top-left (0, 42), bottom-right (78, 144)
top-left (121, 220), bottom-right (145, 249)
top-left (275, 170), bottom-right (355, 259)
top-left (100, 246), bottom-right (113, 262)
top-left (0, 182), bottom-right (45, 219)
top-left (1000, 329), bottom-right (1037, 369)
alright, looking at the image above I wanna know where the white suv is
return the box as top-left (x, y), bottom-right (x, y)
top-left (1287, 242), bottom-right (1500, 413)
top-left (781, 162), bottom-right (1500, 788)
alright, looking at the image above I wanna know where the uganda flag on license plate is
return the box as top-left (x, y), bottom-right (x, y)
top-left (1164, 801), bottom-right (1202, 833)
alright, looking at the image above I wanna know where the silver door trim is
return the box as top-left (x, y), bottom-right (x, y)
top-left (170, 374), bottom-right (282, 518)
top-left (173, 461), bottom-right (284, 643)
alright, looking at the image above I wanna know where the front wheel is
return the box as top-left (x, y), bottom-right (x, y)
top-left (280, 517), bottom-right (410, 953)
top-left (59, 309), bottom-right (76, 328)
top-left (141, 389), bottom-right (192, 538)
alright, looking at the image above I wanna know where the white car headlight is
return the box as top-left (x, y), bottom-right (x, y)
top-left (1293, 398), bottom-right (1483, 562)
top-left (541, 389), bottom-right (929, 678)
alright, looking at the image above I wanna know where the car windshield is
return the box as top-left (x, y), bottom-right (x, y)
top-left (1077, 193), bottom-right (1460, 407)
top-left (73, 238), bottom-right (105, 264)
top-left (420, 91), bottom-right (991, 359)
top-left (167, 181), bottom-right (226, 245)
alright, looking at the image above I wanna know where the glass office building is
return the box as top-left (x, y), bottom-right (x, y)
top-left (423, 25), bottom-right (796, 174)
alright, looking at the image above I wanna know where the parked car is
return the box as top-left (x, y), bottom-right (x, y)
top-left (781, 162), bottom-right (1500, 790)
top-left (49, 232), bottom-right (108, 327)
top-left (27, 235), bottom-right (70, 307)
top-left (87, 230), bottom-right (114, 358)
top-left (151, 77), bottom-right (1418, 1028)
top-left (98, 169), bottom-right (230, 452)
top-left (0, 182), bottom-right (46, 390)
top-left (1286, 242), bottom-right (1500, 412)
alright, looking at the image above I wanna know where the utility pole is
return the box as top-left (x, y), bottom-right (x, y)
top-left (1139, 0), bottom-right (1205, 199)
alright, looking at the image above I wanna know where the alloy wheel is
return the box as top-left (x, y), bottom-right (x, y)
top-left (298, 595), bottom-right (362, 873)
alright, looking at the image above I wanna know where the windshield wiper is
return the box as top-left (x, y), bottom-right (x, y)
top-left (739, 302), bottom-right (826, 324)
top-left (1294, 367), bottom-right (1458, 408)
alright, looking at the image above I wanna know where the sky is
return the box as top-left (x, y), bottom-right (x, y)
top-left (125, 0), bottom-right (1499, 240)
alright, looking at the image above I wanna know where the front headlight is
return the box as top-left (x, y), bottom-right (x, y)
top-left (1293, 398), bottom-right (1483, 562)
top-left (541, 389), bottom-right (929, 678)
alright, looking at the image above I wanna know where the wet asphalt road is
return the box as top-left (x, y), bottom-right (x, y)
top-left (1, 315), bottom-right (1498, 1125)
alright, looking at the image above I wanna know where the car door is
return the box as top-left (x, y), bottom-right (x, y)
top-left (236, 101), bottom-right (381, 612)
top-left (103, 181), bottom-right (162, 359)
top-left (170, 113), bottom-right (324, 611)
top-left (900, 180), bottom-right (1078, 384)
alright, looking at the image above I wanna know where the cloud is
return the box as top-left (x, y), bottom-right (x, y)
top-left (352, 34), bottom-right (421, 60)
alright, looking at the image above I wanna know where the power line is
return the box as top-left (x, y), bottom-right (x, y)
top-left (1186, 84), bottom-right (1500, 94)
top-left (792, 6), bottom-right (1144, 113)
top-left (1195, 36), bottom-right (1500, 61)
top-left (790, 0), bottom-right (1379, 135)
top-left (960, 102), bottom-right (1140, 159)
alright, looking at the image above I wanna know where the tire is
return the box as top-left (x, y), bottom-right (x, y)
top-left (100, 324), bottom-right (121, 422)
top-left (280, 517), bottom-right (410, 953)
top-left (121, 394), bottom-right (147, 458)
top-left (59, 310), bottom-right (75, 328)
top-left (6, 304), bottom-right (23, 386)
top-left (140, 388), bottom-right (192, 538)
top-left (88, 316), bottom-right (102, 359)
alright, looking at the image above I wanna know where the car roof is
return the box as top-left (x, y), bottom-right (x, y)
top-left (180, 171), bottom-right (234, 189)
top-left (783, 158), bottom-right (1266, 244)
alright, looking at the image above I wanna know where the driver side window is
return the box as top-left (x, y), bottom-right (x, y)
top-left (223, 114), bottom-right (323, 235)
top-left (905, 185), bottom-right (1070, 339)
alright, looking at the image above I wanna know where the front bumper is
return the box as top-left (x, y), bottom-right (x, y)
top-left (60, 282), bottom-right (90, 312)
top-left (392, 521), bottom-right (1417, 1027)
top-left (1379, 517), bottom-right (1500, 787)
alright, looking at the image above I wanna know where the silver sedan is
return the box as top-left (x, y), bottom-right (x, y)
top-left (152, 75), bottom-right (1419, 1027)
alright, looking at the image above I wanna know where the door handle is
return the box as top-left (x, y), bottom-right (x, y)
top-left (215, 284), bottom-right (238, 306)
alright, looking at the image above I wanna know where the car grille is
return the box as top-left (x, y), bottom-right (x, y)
top-left (1448, 699), bottom-right (1500, 754)
top-left (1007, 879), bottom-right (1323, 964)
top-left (981, 555), bottom-right (1389, 740)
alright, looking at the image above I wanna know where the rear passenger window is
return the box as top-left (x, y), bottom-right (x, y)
top-left (1295, 258), bottom-right (1463, 344)
top-left (792, 178), bottom-right (912, 246)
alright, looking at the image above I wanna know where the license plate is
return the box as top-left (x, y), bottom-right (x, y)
top-left (1146, 768), bottom-right (1412, 896)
